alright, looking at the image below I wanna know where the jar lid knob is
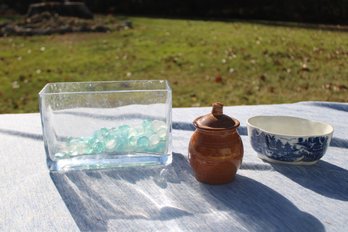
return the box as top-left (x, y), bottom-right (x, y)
top-left (212, 102), bottom-right (223, 116)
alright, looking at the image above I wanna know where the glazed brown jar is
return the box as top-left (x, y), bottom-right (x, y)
top-left (188, 102), bottom-right (244, 184)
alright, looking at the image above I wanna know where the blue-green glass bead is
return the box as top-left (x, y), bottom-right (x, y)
top-left (84, 147), bottom-right (94, 155)
top-left (93, 141), bottom-right (106, 153)
top-left (142, 120), bottom-right (152, 129)
top-left (94, 128), bottom-right (109, 140)
top-left (118, 125), bottom-right (130, 137)
top-left (137, 136), bottom-right (150, 148)
top-left (100, 128), bottom-right (108, 134)
top-left (104, 133), bottom-right (116, 141)
top-left (116, 137), bottom-right (128, 152)
top-left (128, 136), bottom-right (137, 146)
top-left (151, 120), bottom-right (166, 132)
top-left (128, 128), bottom-right (137, 138)
top-left (88, 136), bottom-right (98, 145)
top-left (155, 141), bottom-right (166, 153)
top-left (109, 127), bottom-right (118, 136)
top-left (143, 127), bottom-right (155, 137)
top-left (149, 134), bottom-right (160, 146)
top-left (157, 127), bottom-right (167, 140)
top-left (105, 139), bottom-right (117, 152)
top-left (135, 126), bottom-right (145, 136)
top-left (78, 137), bottom-right (89, 144)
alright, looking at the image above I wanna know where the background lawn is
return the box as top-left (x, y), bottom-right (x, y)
top-left (0, 16), bottom-right (347, 113)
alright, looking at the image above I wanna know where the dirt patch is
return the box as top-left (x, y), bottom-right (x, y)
top-left (0, 12), bottom-right (132, 36)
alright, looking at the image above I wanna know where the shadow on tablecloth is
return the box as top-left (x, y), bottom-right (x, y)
top-left (50, 153), bottom-right (324, 231)
top-left (271, 160), bottom-right (348, 201)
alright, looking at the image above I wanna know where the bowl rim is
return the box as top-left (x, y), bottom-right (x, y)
top-left (246, 115), bottom-right (334, 138)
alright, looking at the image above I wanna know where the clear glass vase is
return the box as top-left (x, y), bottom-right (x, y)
top-left (39, 80), bottom-right (172, 171)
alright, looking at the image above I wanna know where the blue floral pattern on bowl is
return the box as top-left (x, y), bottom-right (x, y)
top-left (249, 128), bottom-right (330, 163)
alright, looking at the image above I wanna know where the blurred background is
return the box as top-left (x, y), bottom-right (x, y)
top-left (3, 0), bottom-right (348, 24)
top-left (0, 0), bottom-right (347, 113)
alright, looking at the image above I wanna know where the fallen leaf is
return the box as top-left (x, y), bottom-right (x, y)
top-left (215, 75), bottom-right (223, 83)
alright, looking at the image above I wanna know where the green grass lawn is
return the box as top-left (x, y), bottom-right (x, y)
top-left (0, 16), bottom-right (347, 113)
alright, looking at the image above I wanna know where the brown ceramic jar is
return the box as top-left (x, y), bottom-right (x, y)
top-left (188, 102), bottom-right (244, 184)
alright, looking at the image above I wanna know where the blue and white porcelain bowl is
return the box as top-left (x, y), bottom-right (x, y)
top-left (247, 116), bottom-right (333, 165)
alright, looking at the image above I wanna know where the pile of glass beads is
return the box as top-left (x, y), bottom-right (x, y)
top-left (55, 119), bottom-right (168, 159)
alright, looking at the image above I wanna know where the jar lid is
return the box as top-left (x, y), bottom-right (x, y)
top-left (193, 102), bottom-right (240, 131)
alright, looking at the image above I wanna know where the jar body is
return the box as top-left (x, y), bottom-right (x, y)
top-left (188, 128), bottom-right (243, 184)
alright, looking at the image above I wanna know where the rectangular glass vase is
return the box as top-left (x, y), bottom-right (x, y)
top-left (39, 80), bottom-right (172, 172)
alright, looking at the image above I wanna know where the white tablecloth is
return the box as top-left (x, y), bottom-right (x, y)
top-left (1, 101), bottom-right (347, 231)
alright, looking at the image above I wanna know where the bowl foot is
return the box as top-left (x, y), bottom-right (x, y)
top-left (257, 153), bottom-right (319, 165)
